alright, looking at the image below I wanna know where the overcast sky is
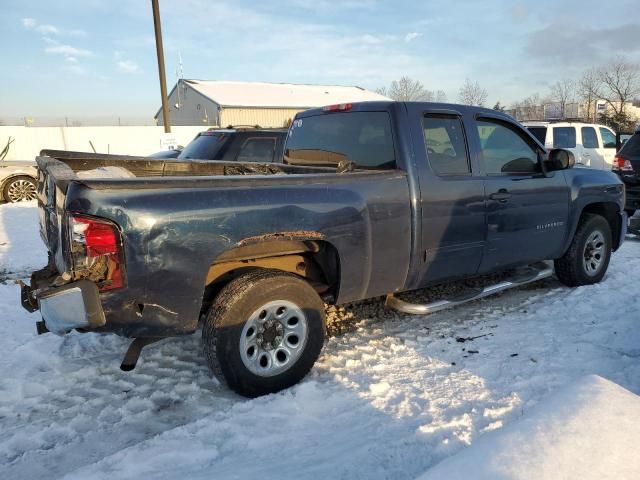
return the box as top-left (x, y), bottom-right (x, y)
top-left (1, 0), bottom-right (638, 118)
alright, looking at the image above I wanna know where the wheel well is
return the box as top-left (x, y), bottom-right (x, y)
top-left (201, 239), bottom-right (340, 314)
top-left (581, 203), bottom-right (621, 249)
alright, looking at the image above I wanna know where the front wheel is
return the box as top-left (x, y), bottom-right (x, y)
top-left (202, 270), bottom-right (326, 397)
top-left (3, 176), bottom-right (37, 203)
top-left (554, 214), bottom-right (612, 287)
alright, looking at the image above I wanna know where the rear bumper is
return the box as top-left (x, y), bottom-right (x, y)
top-left (22, 278), bottom-right (106, 335)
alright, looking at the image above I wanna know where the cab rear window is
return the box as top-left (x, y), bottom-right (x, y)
top-left (284, 112), bottom-right (396, 169)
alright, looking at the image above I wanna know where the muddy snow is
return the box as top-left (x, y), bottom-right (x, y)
top-left (1, 201), bottom-right (639, 479)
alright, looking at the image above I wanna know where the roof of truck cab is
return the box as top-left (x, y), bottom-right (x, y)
top-left (296, 101), bottom-right (517, 120)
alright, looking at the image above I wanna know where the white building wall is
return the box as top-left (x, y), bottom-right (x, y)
top-left (0, 126), bottom-right (206, 161)
top-left (219, 107), bottom-right (303, 128)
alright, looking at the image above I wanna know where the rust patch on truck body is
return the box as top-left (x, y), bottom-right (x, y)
top-left (236, 230), bottom-right (325, 248)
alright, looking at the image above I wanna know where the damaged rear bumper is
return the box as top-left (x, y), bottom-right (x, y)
top-left (21, 275), bottom-right (106, 335)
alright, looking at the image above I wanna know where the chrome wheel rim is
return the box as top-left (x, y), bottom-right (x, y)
top-left (7, 179), bottom-right (36, 202)
top-left (239, 300), bottom-right (308, 377)
top-left (583, 230), bottom-right (605, 276)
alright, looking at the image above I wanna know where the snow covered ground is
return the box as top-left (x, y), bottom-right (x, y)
top-left (1, 201), bottom-right (639, 480)
top-left (418, 375), bottom-right (640, 480)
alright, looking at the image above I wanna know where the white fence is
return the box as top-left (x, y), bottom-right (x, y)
top-left (0, 126), bottom-right (207, 161)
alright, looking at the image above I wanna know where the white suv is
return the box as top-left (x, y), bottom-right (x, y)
top-left (523, 121), bottom-right (617, 170)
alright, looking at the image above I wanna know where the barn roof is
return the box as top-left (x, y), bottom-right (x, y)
top-left (180, 79), bottom-right (390, 108)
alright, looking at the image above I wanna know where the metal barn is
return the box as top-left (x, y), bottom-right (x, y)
top-left (155, 79), bottom-right (389, 127)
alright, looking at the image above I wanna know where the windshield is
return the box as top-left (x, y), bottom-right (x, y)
top-left (178, 132), bottom-right (233, 160)
top-left (526, 126), bottom-right (547, 145)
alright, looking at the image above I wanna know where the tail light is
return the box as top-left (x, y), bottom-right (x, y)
top-left (70, 215), bottom-right (124, 291)
top-left (323, 103), bottom-right (352, 112)
top-left (612, 155), bottom-right (633, 172)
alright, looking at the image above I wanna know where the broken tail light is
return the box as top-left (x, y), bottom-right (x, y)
top-left (612, 155), bottom-right (633, 172)
top-left (70, 215), bottom-right (125, 291)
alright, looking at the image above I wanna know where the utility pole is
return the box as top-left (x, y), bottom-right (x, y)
top-left (151, 0), bottom-right (171, 133)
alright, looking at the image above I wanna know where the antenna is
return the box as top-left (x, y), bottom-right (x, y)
top-left (176, 51), bottom-right (184, 108)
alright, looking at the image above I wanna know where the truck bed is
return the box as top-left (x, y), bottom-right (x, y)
top-left (37, 150), bottom-right (339, 193)
top-left (35, 150), bottom-right (412, 320)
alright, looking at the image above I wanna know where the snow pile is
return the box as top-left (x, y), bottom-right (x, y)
top-left (0, 200), bottom-right (46, 276)
top-left (1, 203), bottom-right (640, 480)
top-left (77, 166), bottom-right (135, 179)
top-left (419, 375), bottom-right (640, 480)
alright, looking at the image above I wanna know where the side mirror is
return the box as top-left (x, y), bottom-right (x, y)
top-left (545, 148), bottom-right (575, 171)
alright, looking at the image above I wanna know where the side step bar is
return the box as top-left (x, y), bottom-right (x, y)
top-left (385, 262), bottom-right (554, 315)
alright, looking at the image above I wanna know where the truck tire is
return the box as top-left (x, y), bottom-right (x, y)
top-left (202, 269), bottom-right (326, 397)
top-left (554, 214), bottom-right (612, 287)
top-left (3, 175), bottom-right (37, 203)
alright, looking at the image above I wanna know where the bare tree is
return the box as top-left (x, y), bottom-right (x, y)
top-left (435, 90), bottom-right (447, 102)
top-left (377, 77), bottom-right (445, 102)
top-left (578, 68), bottom-right (601, 122)
top-left (388, 77), bottom-right (433, 101)
top-left (458, 78), bottom-right (488, 106)
top-left (595, 57), bottom-right (640, 118)
top-left (550, 79), bottom-right (576, 119)
top-left (510, 93), bottom-right (547, 121)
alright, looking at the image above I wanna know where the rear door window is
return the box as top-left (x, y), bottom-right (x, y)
top-left (284, 112), bottom-right (396, 169)
top-left (236, 137), bottom-right (276, 162)
top-left (581, 127), bottom-right (599, 149)
top-left (553, 127), bottom-right (576, 148)
top-left (422, 114), bottom-right (470, 175)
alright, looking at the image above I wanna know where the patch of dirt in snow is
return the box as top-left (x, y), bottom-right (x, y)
top-left (1, 203), bottom-right (640, 480)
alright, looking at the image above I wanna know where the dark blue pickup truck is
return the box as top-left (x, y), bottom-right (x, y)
top-left (22, 102), bottom-right (626, 397)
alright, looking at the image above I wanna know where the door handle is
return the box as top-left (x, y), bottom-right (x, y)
top-left (489, 189), bottom-right (511, 202)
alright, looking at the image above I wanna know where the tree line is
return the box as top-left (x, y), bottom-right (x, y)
top-left (377, 57), bottom-right (640, 131)
top-left (376, 77), bottom-right (487, 107)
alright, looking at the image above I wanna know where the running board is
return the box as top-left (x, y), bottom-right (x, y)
top-left (385, 262), bottom-right (554, 315)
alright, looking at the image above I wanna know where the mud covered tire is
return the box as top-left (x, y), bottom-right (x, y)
top-left (202, 269), bottom-right (326, 398)
top-left (554, 213), bottom-right (612, 287)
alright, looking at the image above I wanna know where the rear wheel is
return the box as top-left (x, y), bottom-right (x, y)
top-left (202, 270), bottom-right (326, 397)
top-left (3, 176), bottom-right (37, 203)
top-left (554, 214), bottom-right (612, 287)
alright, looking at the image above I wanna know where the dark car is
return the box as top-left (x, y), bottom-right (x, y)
top-left (612, 126), bottom-right (640, 217)
top-left (23, 102), bottom-right (626, 397)
top-left (149, 147), bottom-right (183, 159)
top-left (172, 128), bottom-right (287, 163)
